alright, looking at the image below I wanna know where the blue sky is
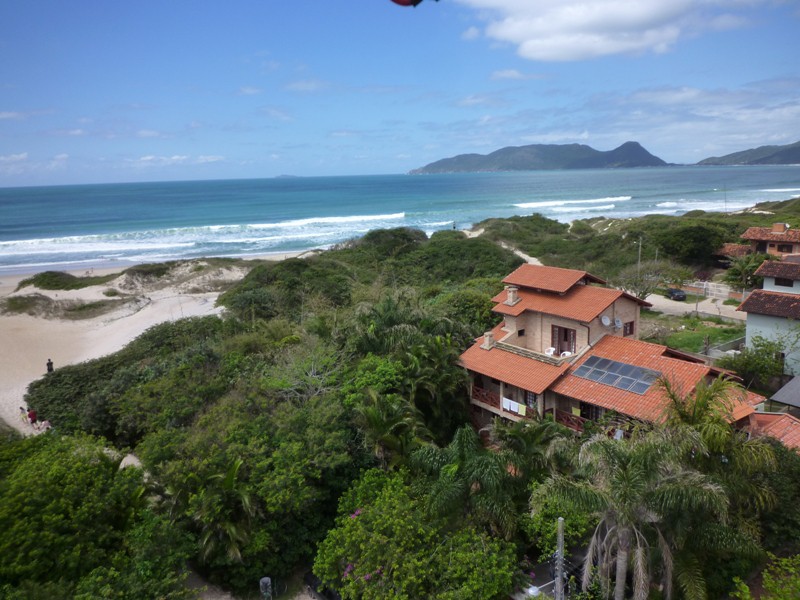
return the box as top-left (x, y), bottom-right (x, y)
top-left (1, 0), bottom-right (798, 186)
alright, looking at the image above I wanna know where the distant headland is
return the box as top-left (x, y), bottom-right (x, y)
top-left (410, 140), bottom-right (800, 174)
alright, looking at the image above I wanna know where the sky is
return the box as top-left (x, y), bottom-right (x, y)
top-left (0, 0), bottom-right (798, 187)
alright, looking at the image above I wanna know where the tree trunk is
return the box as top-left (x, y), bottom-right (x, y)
top-left (615, 530), bottom-right (630, 600)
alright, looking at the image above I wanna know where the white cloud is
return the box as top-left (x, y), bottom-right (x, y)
top-left (260, 106), bottom-right (293, 121)
top-left (490, 69), bottom-right (542, 80)
top-left (0, 152), bottom-right (28, 163)
top-left (454, 0), bottom-right (767, 61)
top-left (137, 129), bottom-right (165, 138)
top-left (284, 79), bottom-right (328, 92)
top-left (0, 111), bottom-right (25, 120)
top-left (131, 155), bottom-right (189, 166)
top-left (238, 86), bottom-right (262, 96)
top-left (197, 155), bottom-right (224, 163)
top-left (462, 26), bottom-right (481, 40)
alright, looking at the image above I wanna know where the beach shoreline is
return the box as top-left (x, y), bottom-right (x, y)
top-left (0, 253), bottom-right (304, 434)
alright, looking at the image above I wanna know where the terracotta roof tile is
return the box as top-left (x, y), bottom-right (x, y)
top-left (502, 264), bottom-right (605, 293)
top-left (741, 226), bottom-right (800, 243)
top-left (716, 243), bottom-right (752, 258)
top-left (751, 413), bottom-right (800, 449)
top-left (737, 289), bottom-right (800, 319)
top-left (550, 336), bottom-right (754, 423)
top-left (755, 260), bottom-right (800, 280)
top-left (460, 327), bottom-right (571, 395)
top-left (492, 285), bottom-right (650, 322)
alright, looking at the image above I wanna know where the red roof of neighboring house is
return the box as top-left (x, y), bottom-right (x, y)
top-left (550, 336), bottom-right (755, 422)
top-left (755, 260), bottom-right (800, 280)
top-left (751, 413), bottom-right (800, 449)
top-left (741, 226), bottom-right (800, 243)
top-left (460, 327), bottom-right (571, 394)
top-left (737, 289), bottom-right (800, 319)
top-left (502, 264), bottom-right (605, 294)
top-left (716, 243), bottom-right (752, 258)
top-left (492, 284), bottom-right (650, 322)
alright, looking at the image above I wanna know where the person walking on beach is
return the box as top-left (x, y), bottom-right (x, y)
top-left (46, 358), bottom-right (54, 373)
top-left (27, 408), bottom-right (38, 427)
top-left (19, 407), bottom-right (28, 425)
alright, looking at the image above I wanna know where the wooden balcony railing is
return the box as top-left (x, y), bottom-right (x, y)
top-left (548, 408), bottom-right (587, 432)
top-left (471, 386), bottom-right (500, 410)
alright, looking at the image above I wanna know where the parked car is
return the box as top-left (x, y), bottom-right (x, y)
top-left (666, 288), bottom-right (687, 301)
top-left (303, 572), bottom-right (342, 600)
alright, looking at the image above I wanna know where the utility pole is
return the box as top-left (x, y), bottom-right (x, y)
top-left (555, 517), bottom-right (565, 600)
top-left (637, 236), bottom-right (642, 276)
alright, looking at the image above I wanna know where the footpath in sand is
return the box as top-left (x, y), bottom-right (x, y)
top-left (0, 260), bottom-right (254, 434)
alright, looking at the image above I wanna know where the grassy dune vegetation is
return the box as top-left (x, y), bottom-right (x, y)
top-left (4, 199), bottom-right (800, 598)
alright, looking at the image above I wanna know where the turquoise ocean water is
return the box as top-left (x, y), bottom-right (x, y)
top-left (2, 165), bottom-right (800, 275)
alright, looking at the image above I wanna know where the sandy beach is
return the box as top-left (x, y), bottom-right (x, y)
top-left (0, 254), bottom-right (306, 435)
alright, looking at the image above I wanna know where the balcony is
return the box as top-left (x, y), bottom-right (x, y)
top-left (472, 386), bottom-right (500, 410)
top-left (547, 408), bottom-right (587, 432)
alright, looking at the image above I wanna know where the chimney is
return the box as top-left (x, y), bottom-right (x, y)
top-left (481, 331), bottom-right (495, 350)
top-left (772, 223), bottom-right (790, 234)
top-left (505, 286), bottom-right (520, 306)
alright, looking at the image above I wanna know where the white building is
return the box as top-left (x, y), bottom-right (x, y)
top-left (737, 258), bottom-right (800, 376)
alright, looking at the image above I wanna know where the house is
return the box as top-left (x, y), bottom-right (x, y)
top-left (737, 258), bottom-right (800, 376)
top-left (748, 412), bottom-right (800, 450)
top-left (740, 223), bottom-right (800, 257)
top-left (460, 264), bottom-right (756, 432)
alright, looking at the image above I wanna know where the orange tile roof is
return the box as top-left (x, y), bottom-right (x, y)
top-left (492, 285), bottom-right (649, 322)
top-left (716, 243), bottom-right (751, 258)
top-left (502, 264), bottom-right (605, 293)
top-left (751, 413), bottom-right (800, 449)
top-left (550, 336), bottom-right (754, 423)
top-left (755, 260), bottom-right (800, 280)
top-left (459, 327), bottom-right (571, 395)
top-left (741, 226), bottom-right (800, 243)
top-left (737, 289), bottom-right (800, 319)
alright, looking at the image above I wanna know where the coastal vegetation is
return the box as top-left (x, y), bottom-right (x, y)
top-left (5, 201), bottom-right (800, 598)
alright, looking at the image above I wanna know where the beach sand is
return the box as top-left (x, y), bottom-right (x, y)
top-left (0, 254), bottom-right (305, 435)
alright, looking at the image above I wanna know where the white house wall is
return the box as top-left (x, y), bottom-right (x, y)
top-left (746, 313), bottom-right (800, 376)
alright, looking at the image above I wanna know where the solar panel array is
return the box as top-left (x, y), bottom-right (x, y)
top-left (572, 355), bottom-right (660, 395)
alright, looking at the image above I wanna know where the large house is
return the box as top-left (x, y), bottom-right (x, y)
top-left (460, 264), bottom-right (757, 432)
top-left (740, 223), bottom-right (800, 258)
top-left (737, 258), bottom-right (800, 376)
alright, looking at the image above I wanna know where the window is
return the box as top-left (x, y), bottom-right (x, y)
top-left (551, 325), bottom-right (577, 354)
top-left (777, 244), bottom-right (794, 253)
top-left (525, 391), bottom-right (537, 409)
top-left (518, 328), bottom-right (526, 337)
top-left (580, 402), bottom-right (604, 421)
top-left (623, 321), bottom-right (635, 336)
top-left (775, 277), bottom-right (794, 288)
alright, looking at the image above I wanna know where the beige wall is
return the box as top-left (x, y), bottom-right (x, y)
top-left (503, 296), bottom-right (641, 353)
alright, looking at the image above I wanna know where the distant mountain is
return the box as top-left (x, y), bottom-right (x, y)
top-left (697, 141), bottom-right (800, 165)
top-left (409, 141), bottom-right (667, 174)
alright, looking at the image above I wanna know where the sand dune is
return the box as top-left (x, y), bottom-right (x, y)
top-left (0, 258), bottom-right (283, 433)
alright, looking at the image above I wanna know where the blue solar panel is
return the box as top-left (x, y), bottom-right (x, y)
top-left (573, 356), bottom-right (660, 395)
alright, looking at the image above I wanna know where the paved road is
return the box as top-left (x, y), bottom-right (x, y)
top-left (644, 292), bottom-right (744, 321)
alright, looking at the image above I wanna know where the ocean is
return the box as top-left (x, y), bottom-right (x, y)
top-left (2, 165), bottom-right (800, 275)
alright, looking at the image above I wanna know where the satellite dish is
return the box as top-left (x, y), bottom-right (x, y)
top-left (601, 315), bottom-right (611, 327)
top-left (614, 318), bottom-right (623, 329)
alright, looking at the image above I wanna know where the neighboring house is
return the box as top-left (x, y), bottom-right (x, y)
top-left (740, 223), bottom-right (800, 257)
top-left (460, 264), bottom-right (757, 432)
top-left (749, 412), bottom-right (800, 450)
top-left (737, 259), bottom-right (800, 376)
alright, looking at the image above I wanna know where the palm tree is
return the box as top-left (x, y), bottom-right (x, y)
top-left (354, 390), bottom-right (431, 469)
top-left (402, 334), bottom-right (469, 441)
top-left (412, 426), bottom-right (521, 539)
top-left (659, 376), bottom-right (777, 513)
top-left (723, 253), bottom-right (771, 291)
top-left (489, 416), bottom-right (574, 482)
top-left (537, 428), bottom-right (728, 600)
top-left (189, 458), bottom-right (257, 564)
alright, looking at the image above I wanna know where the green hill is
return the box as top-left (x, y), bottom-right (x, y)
top-left (410, 141), bottom-right (667, 174)
top-left (697, 140), bottom-right (800, 165)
